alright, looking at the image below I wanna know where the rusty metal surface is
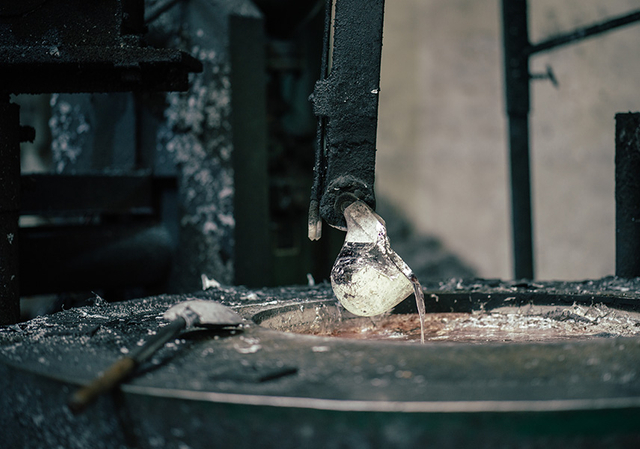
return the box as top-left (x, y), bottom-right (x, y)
top-left (2, 280), bottom-right (640, 447)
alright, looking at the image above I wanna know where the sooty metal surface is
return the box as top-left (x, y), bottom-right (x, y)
top-left (2, 279), bottom-right (640, 448)
top-left (0, 0), bottom-right (202, 94)
top-left (309, 0), bottom-right (385, 231)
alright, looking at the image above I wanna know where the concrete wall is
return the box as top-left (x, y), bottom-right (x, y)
top-left (376, 0), bottom-right (640, 280)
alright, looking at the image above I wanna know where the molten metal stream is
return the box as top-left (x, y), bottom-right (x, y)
top-left (410, 275), bottom-right (426, 344)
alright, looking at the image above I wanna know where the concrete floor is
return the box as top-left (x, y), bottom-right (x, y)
top-left (376, 0), bottom-right (640, 280)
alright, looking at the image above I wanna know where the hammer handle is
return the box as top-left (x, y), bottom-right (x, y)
top-left (68, 317), bottom-right (186, 413)
top-left (68, 356), bottom-right (137, 413)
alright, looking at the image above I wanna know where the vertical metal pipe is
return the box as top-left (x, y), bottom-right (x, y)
top-left (0, 98), bottom-right (21, 324)
top-left (507, 116), bottom-right (534, 280)
top-left (501, 0), bottom-right (534, 279)
top-left (615, 113), bottom-right (640, 278)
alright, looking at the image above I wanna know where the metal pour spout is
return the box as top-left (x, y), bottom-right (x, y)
top-left (330, 200), bottom-right (414, 316)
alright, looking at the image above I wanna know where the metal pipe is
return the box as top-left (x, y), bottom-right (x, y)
top-left (0, 98), bottom-right (21, 324)
top-left (506, 116), bottom-right (534, 279)
top-left (528, 10), bottom-right (640, 56)
top-left (615, 113), bottom-right (640, 278)
top-left (501, 0), bottom-right (534, 279)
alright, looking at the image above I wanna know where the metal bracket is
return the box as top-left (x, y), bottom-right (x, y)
top-left (530, 64), bottom-right (559, 88)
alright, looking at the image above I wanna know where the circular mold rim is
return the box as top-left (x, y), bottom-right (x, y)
top-left (250, 290), bottom-right (640, 344)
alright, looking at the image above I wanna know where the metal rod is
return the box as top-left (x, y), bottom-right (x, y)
top-left (615, 113), bottom-right (640, 278)
top-left (501, 0), bottom-right (534, 279)
top-left (528, 10), bottom-right (640, 55)
top-left (308, 0), bottom-right (333, 240)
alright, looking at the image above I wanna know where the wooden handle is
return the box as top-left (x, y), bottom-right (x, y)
top-left (67, 317), bottom-right (186, 414)
top-left (68, 356), bottom-right (137, 414)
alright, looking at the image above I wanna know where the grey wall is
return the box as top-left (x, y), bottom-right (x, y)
top-left (376, 0), bottom-right (640, 280)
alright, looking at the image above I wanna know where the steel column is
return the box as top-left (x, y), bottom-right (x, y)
top-left (615, 113), bottom-right (640, 278)
top-left (501, 0), bottom-right (534, 279)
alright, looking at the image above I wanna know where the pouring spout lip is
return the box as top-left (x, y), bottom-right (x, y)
top-left (342, 200), bottom-right (386, 243)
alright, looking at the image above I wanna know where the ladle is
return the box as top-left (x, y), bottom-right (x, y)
top-left (330, 200), bottom-right (421, 317)
top-left (67, 299), bottom-right (243, 413)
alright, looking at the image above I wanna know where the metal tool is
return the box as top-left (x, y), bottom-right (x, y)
top-left (68, 299), bottom-right (243, 413)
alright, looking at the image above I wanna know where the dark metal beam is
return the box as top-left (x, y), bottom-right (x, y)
top-left (0, 0), bottom-right (202, 94)
top-left (309, 0), bottom-right (385, 231)
top-left (20, 174), bottom-right (175, 215)
top-left (615, 113), bottom-right (640, 278)
top-left (0, 47), bottom-right (202, 95)
top-left (501, 0), bottom-right (534, 279)
top-left (528, 9), bottom-right (640, 55)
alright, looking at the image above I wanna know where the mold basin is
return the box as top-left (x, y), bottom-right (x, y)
top-left (2, 280), bottom-right (640, 448)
